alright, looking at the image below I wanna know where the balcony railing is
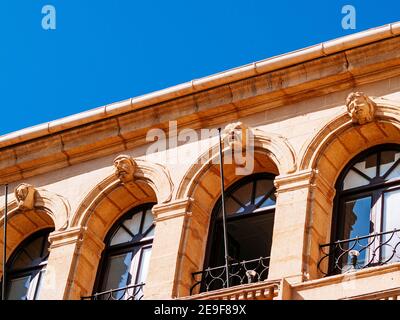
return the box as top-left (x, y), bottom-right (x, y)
top-left (190, 257), bottom-right (270, 295)
top-left (81, 282), bottom-right (145, 300)
top-left (318, 229), bottom-right (400, 276)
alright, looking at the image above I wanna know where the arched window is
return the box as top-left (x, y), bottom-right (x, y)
top-left (4, 228), bottom-right (53, 300)
top-left (328, 144), bottom-right (400, 274)
top-left (92, 203), bottom-right (155, 300)
top-left (194, 173), bottom-right (276, 293)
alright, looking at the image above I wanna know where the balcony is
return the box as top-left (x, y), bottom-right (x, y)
top-left (184, 257), bottom-right (279, 300)
top-left (81, 283), bottom-right (145, 300)
top-left (318, 229), bottom-right (400, 276)
top-left (182, 280), bottom-right (280, 300)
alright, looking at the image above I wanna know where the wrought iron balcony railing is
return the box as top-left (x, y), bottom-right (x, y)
top-left (318, 229), bottom-right (400, 276)
top-left (81, 282), bottom-right (145, 300)
top-left (190, 257), bottom-right (270, 295)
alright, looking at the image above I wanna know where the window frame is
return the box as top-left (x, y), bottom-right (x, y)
top-left (203, 172), bottom-right (277, 272)
top-left (3, 228), bottom-right (53, 300)
top-left (92, 202), bottom-right (156, 296)
top-left (330, 143), bottom-right (400, 273)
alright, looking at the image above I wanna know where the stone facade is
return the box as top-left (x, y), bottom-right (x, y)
top-left (1, 23), bottom-right (400, 300)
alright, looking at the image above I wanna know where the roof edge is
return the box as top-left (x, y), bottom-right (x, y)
top-left (1, 21), bottom-right (400, 148)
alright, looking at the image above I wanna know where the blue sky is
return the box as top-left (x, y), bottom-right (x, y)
top-left (1, 0), bottom-right (400, 135)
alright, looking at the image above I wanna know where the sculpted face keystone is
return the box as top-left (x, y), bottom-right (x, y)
top-left (15, 183), bottom-right (36, 210)
top-left (113, 155), bottom-right (136, 184)
top-left (346, 92), bottom-right (376, 125)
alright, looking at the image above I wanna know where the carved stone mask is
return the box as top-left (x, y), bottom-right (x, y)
top-left (113, 155), bottom-right (136, 183)
top-left (346, 92), bottom-right (376, 125)
top-left (224, 122), bottom-right (248, 148)
top-left (15, 183), bottom-right (36, 210)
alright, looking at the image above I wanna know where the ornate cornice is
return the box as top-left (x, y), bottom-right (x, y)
top-left (0, 36), bottom-right (399, 184)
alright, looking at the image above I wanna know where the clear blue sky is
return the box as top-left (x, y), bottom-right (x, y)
top-left (1, 0), bottom-right (399, 135)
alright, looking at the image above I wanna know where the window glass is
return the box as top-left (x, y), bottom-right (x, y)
top-left (123, 212), bottom-right (142, 236)
top-left (6, 276), bottom-right (31, 300)
top-left (382, 189), bottom-right (400, 262)
top-left (205, 174), bottom-right (275, 292)
top-left (102, 252), bottom-right (133, 298)
top-left (254, 179), bottom-right (273, 205)
top-left (353, 154), bottom-right (377, 178)
top-left (341, 197), bottom-right (372, 270)
top-left (225, 196), bottom-right (243, 216)
top-left (386, 162), bottom-right (400, 180)
top-left (110, 227), bottom-right (132, 246)
top-left (6, 230), bottom-right (52, 300)
top-left (380, 151), bottom-right (400, 176)
top-left (343, 169), bottom-right (370, 190)
top-left (343, 197), bottom-right (372, 239)
top-left (230, 182), bottom-right (253, 209)
top-left (218, 177), bottom-right (276, 218)
top-left (136, 247), bottom-right (152, 285)
top-left (95, 204), bottom-right (155, 299)
top-left (142, 209), bottom-right (153, 233)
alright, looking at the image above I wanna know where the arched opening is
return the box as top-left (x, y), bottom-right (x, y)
top-left (199, 173), bottom-right (276, 292)
top-left (320, 144), bottom-right (400, 275)
top-left (91, 203), bottom-right (155, 300)
top-left (177, 148), bottom-right (282, 296)
top-left (299, 96), bottom-right (400, 279)
top-left (68, 180), bottom-right (157, 299)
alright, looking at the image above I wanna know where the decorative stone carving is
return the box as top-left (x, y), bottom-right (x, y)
top-left (223, 122), bottom-right (250, 149)
top-left (15, 183), bottom-right (36, 210)
top-left (346, 92), bottom-right (376, 125)
top-left (113, 154), bottom-right (136, 184)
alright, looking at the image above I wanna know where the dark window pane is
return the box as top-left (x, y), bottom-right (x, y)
top-left (255, 179), bottom-right (275, 207)
top-left (6, 276), bottom-right (31, 300)
top-left (225, 196), bottom-right (243, 216)
top-left (11, 236), bottom-right (48, 270)
top-left (12, 251), bottom-right (33, 270)
top-left (230, 182), bottom-right (253, 208)
top-left (380, 151), bottom-right (399, 176)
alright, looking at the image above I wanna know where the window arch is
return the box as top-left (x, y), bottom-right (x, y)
top-left (92, 203), bottom-right (155, 300)
top-left (329, 144), bottom-right (400, 274)
top-left (3, 228), bottom-right (53, 300)
top-left (195, 173), bottom-right (276, 292)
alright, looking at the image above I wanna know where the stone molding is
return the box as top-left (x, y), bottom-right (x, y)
top-left (176, 126), bottom-right (297, 199)
top-left (49, 226), bottom-right (86, 249)
top-left (300, 95), bottom-right (400, 171)
top-left (72, 157), bottom-right (174, 227)
top-left (1, 36), bottom-right (400, 184)
top-left (274, 169), bottom-right (317, 193)
top-left (1, 185), bottom-right (70, 231)
top-left (152, 198), bottom-right (193, 222)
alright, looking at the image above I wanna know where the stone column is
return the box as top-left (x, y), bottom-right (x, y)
top-left (143, 198), bottom-right (192, 300)
top-left (38, 226), bottom-right (86, 300)
top-left (268, 170), bottom-right (316, 284)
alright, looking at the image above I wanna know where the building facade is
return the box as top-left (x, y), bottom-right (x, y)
top-left (1, 23), bottom-right (400, 300)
